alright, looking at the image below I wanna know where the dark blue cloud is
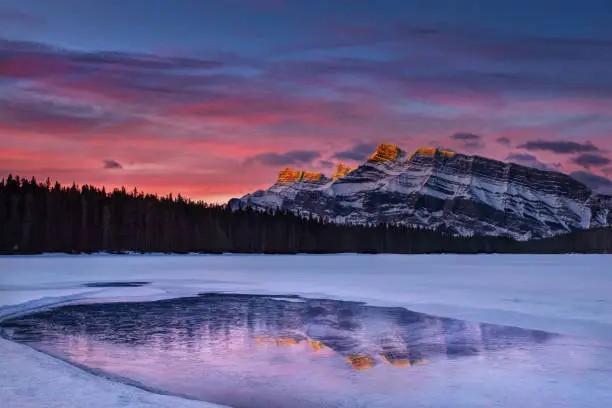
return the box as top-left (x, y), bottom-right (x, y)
top-left (451, 132), bottom-right (481, 141)
top-left (450, 133), bottom-right (485, 151)
top-left (0, 91), bottom-right (128, 133)
top-left (572, 153), bottom-right (611, 168)
top-left (496, 137), bottom-right (512, 146)
top-left (332, 143), bottom-right (378, 161)
top-left (318, 160), bottom-right (335, 168)
top-left (245, 150), bottom-right (321, 166)
top-left (517, 140), bottom-right (601, 154)
top-left (102, 159), bottom-right (122, 169)
top-left (506, 153), bottom-right (560, 171)
top-left (0, 7), bottom-right (43, 27)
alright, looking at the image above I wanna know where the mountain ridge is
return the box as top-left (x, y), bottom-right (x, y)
top-left (233, 143), bottom-right (612, 239)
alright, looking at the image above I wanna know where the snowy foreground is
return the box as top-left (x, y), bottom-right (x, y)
top-left (1, 254), bottom-right (611, 407)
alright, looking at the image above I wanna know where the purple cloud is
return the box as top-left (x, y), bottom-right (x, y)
top-left (572, 153), bottom-right (611, 169)
top-left (496, 137), bottom-right (511, 146)
top-left (332, 142), bottom-right (378, 161)
top-left (506, 153), bottom-right (560, 172)
top-left (450, 133), bottom-right (485, 151)
top-left (102, 159), bottom-right (122, 169)
top-left (517, 140), bottom-right (601, 154)
top-left (451, 132), bottom-right (481, 141)
top-left (245, 150), bottom-right (321, 166)
top-left (0, 7), bottom-right (43, 25)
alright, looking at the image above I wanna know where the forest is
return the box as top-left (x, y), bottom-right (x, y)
top-left (1, 174), bottom-right (610, 254)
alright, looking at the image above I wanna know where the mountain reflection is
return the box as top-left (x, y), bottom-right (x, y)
top-left (1, 294), bottom-right (566, 408)
top-left (3, 293), bottom-right (554, 372)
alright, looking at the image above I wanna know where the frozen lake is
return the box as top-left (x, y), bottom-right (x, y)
top-left (1, 254), bottom-right (611, 407)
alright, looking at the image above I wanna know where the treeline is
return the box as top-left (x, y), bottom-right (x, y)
top-left (0, 175), bottom-right (610, 254)
top-left (526, 227), bottom-right (612, 254)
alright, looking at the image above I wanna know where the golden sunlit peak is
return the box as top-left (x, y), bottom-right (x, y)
top-left (277, 168), bottom-right (303, 184)
top-left (409, 147), bottom-right (456, 160)
top-left (301, 170), bottom-right (323, 182)
top-left (332, 163), bottom-right (355, 180)
top-left (368, 143), bottom-right (401, 162)
top-left (277, 168), bottom-right (325, 184)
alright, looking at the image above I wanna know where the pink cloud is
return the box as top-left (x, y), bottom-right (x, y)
top-left (3, 38), bottom-right (612, 201)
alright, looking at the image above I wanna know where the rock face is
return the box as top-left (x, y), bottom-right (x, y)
top-left (332, 164), bottom-right (355, 180)
top-left (277, 168), bottom-right (329, 185)
top-left (235, 143), bottom-right (612, 239)
top-left (368, 142), bottom-right (401, 162)
top-left (277, 168), bottom-right (303, 185)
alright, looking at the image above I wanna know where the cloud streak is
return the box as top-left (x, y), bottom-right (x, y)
top-left (102, 159), bottom-right (123, 169)
top-left (506, 153), bottom-right (559, 172)
top-left (451, 133), bottom-right (481, 141)
top-left (331, 143), bottom-right (378, 161)
top-left (517, 140), bottom-right (601, 154)
top-left (2, 11), bottom-right (612, 201)
top-left (0, 7), bottom-right (43, 25)
top-left (245, 150), bottom-right (321, 166)
top-left (496, 137), bottom-right (511, 146)
top-left (572, 153), bottom-right (611, 168)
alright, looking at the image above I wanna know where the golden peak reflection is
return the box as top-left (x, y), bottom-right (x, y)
top-left (255, 336), bottom-right (329, 352)
top-left (307, 339), bottom-right (326, 352)
top-left (2, 291), bottom-right (559, 408)
top-left (256, 336), bottom-right (300, 346)
top-left (345, 355), bottom-right (374, 371)
top-left (276, 337), bottom-right (298, 346)
top-left (381, 354), bottom-right (430, 367)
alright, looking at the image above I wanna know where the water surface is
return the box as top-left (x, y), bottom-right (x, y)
top-left (2, 293), bottom-right (610, 407)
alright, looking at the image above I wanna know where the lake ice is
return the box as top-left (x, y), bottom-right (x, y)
top-left (1, 254), bottom-right (611, 407)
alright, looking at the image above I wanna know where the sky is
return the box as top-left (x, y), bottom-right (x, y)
top-left (1, 0), bottom-right (612, 202)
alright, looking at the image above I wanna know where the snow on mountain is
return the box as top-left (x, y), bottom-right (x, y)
top-left (570, 171), bottom-right (612, 195)
top-left (233, 143), bottom-right (612, 240)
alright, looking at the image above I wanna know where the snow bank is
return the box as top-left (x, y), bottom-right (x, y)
top-left (0, 337), bottom-right (226, 408)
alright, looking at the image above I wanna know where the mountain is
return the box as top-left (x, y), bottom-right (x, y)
top-left (3, 175), bottom-right (612, 253)
top-left (233, 143), bottom-right (612, 239)
top-left (570, 171), bottom-right (612, 195)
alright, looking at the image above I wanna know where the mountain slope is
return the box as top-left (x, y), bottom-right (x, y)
top-left (234, 144), bottom-right (612, 239)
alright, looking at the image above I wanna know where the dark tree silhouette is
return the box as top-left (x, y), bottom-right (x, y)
top-left (0, 174), bottom-right (609, 254)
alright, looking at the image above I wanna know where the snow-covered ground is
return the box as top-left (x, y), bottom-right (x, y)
top-left (1, 254), bottom-right (611, 407)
